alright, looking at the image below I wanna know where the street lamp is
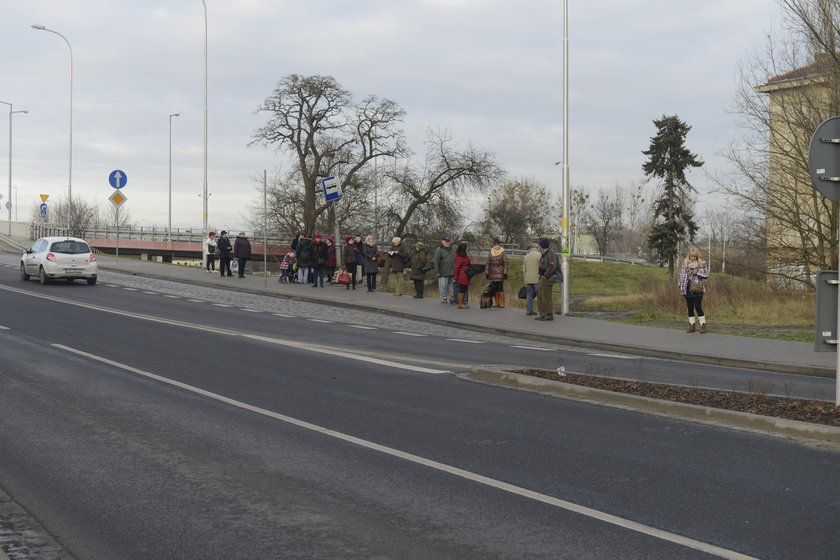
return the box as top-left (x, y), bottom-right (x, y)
top-left (0, 101), bottom-right (28, 235)
top-left (168, 113), bottom-right (180, 243)
top-left (200, 0), bottom-right (209, 269)
top-left (31, 24), bottom-right (73, 230)
top-left (560, 0), bottom-right (570, 316)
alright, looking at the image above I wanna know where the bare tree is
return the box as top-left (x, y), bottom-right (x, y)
top-left (584, 185), bottom-right (624, 256)
top-left (32, 197), bottom-right (99, 238)
top-left (715, 0), bottom-right (840, 287)
top-left (250, 74), bottom-right (408, 234)
top-left (480, 177), bottom-right (555, 247)
top-left (380, 130), bottom-right (504, 240)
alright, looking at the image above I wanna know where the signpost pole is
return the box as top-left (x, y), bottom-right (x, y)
top-left (263, 170), bottom-right (268, 288)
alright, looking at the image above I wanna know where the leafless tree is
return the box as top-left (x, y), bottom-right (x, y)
top-left (480, 177), bottom-right (556, 247)
top-left (31, 197), bottom-right (99, 238)
top-left (251, 74), bottom-right (408, 234)
top-left (584, 185), bottom-right (624, 256)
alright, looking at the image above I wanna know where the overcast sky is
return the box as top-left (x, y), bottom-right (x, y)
top-left (0, 0), bottom-right (785, 234)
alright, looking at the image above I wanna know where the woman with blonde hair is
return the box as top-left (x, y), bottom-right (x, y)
top-left (677, 246), bottom-right (709, 333)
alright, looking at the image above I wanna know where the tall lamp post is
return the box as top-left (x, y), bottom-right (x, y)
top-left (32, 24), bottom-right (73, 232)
top-left (0, 101), bottom-right (28, 235)
top-left (560, 0), bottom-right (570, 316)
top-left (200, 0), bottom-right (209, 269)
top-left (168, 113), bottom-right (180, 243)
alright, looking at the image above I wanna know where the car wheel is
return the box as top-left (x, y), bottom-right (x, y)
top-left (39, 267), bottom-right (48, 285)
top-left (86, 277), bottom-right (97, 286)
top-left (20, 264), bottom-right (30, 281)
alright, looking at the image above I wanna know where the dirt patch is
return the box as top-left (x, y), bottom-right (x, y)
top-left (513, 368), bottom-right (840, 427)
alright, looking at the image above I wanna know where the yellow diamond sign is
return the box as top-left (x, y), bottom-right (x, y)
top-left (109, 190), bottom-right (127, 207)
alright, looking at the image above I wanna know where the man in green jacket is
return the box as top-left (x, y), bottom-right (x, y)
top-left (433, 236), bottom-right (454, 304)
top-left (536, 238), bottom-right (560, 321)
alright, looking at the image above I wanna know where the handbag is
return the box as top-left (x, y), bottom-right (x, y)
top-left (337, 270), bottom-right (351, 285)
top-left (518, 286), bottom-right (527, 299)
top-left (690, 278), bottom-right (704, 294)
top-left (421, 261), bottom-right (434, 273)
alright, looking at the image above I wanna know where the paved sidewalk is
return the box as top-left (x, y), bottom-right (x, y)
top-left (93, 255), bottom-right (836, 378)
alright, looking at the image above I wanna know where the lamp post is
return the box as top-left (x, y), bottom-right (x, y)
top-left (0, 101), bottom-right (28, 235)
top-left (560, 0), bottom-right (570, 316)
top-left (31, 24), bottom-right (73, 232)
top-left (200, 0), bottom-right (209, 269)
top-left (168, 113), bottom-right (180, 243)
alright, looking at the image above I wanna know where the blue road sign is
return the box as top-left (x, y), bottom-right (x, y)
top-left (321, 176), bottom-right (342, 202)
top-left (109, 169), bottom-right (127, 189)
top-left (39, 203), bottom-right (48, 219)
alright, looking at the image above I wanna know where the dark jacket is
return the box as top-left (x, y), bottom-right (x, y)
top-left (539, 248), bottom-right (560, 284)
top-left (409, 249), bottom-right (429, 281)
top-left (389, 242), bottom-right (409, 273)
top-left (434, 244), bottom-right (454, 277)
top-left (233, 236), bottom-right (252, 258)
top-left (486, 249), bottom-right (509, 281)
top-left (326, 243), bottom-right (337, 267)
top-left (217, 236), bottom-right (233, 257)
top-left (454, 253), bottom-right (472, 285)
top-left (296, 238), bottom-right (314, 267)
top-left (312, 240), bottom-right (327, 266)
top-left (343, 242), bottom-right (358, 266)
top-left (362, 243), bottom-right (380, 274)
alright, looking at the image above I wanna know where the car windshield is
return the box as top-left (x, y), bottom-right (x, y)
top-left (50, 241), bottom-right (91, 254)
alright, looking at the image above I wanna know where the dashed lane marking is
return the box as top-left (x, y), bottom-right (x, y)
top-left (0, 326), bottom-right (9, 330)
top-left (348, 325), bottom-right (376, 330)
top-left (52, 343), bottom-right (758, 560)
top-left (393, 332), bottom-right (427, 337)
top-left (163, 295), bottom-right (181, 299)
top-left (142, 291), bottom-right (159, 295)
top-left (446, 339), bottom-right (485, 344)
top-left (588, 353), bottom-right (639, 360)
top-left (510, 345), bottom-right (555, 351)
top-left (213, 304), bottom-right (233, 308)
top-left (241, 308), bottom-right (263, 313)
top-left (272, 313), bottom-right (294, 318)
top-left (187, 299), bottom-right (204, 303)
top-left (309, 319), bottom-right (333, 323)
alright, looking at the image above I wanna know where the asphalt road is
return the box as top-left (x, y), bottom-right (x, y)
top-left (1, 266), bottom-right (839, 559)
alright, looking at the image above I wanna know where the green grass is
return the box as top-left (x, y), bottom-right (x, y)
top-left (497, 257), bottom-right (815, 342)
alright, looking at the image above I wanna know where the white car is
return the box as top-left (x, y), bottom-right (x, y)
top-left (21, 236), bottom-right (98, 285)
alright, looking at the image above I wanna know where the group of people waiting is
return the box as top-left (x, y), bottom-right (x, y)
top-left (205, 229), bottom-right (565, 319)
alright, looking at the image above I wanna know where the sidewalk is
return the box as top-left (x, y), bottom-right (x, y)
top-left (92, 255), bottom-right (836, 378)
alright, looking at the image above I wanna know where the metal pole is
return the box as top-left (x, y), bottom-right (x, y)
top-left (264, 169), bottom-right (268, 287)
top-left (168, 113), bottom-right (179, 244)
top-left (31, 25), bottom-right (73, 233)
top-left (561, 0), bottom-right (570, 315)
top-left (1, 102), bottom-right (27, 235)
top-left (201, 1), bottom-right (209, 270)
top-left (836, 227), bottom-right (840, 405)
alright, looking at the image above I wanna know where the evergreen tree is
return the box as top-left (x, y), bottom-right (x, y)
top-left (642, 115), bottom-right (703, 278)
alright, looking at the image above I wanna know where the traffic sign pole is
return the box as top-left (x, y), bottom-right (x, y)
top-left (808, 117), bottom-right (840, 405)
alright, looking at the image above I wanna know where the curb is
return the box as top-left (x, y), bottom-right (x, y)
top-left (467, 365), bottom-right (840, 444)
top-left (97, 265), bottom-right (835, 378)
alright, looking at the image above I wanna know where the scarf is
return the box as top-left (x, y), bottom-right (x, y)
top-left (491, 246), bottom-right (505, 257)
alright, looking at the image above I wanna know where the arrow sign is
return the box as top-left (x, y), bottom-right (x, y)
top-left (109, 169), bottom-right (127, 189)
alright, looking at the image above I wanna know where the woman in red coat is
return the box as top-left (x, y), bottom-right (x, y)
top-left (453, 242), bottom-right (472, 309)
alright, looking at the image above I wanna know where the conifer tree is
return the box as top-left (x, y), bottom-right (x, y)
top-left (642, 115), bottom-right (703, 278)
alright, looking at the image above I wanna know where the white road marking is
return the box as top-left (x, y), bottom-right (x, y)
top-left (213, 304), bottom-right (232, 308)
top-left (588, 353), bottom-right (638, 360)
top-left (163, 295), bottom-right (181, 299)
top-left (446, 339), bottom-right (485, 344)
top-left (52, 343), bottom-right (758, 560)
top-left (241, 308), bottom-right (263, 313)
top-left (272, 313), bottom-right (294, 318)
top-left (348, 325), bottom-right (376, 330)
top-left (142, 291), bottom-right (159, 295)
top-left (0, 326), bottom-right (9, 330)
top-left (187, 299), bottom-right (204, 303)
top-left (104, 284), bottom-right (119, 287)
top-left (122, 288), bottom-right (138, 291)
top-left (309, 319), bottom-right (332, 323)
top-left (393, 331), bottom-right (426, 337)
top-left (510, 345), bottom-right (554, 351)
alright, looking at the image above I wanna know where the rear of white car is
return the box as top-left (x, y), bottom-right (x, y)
top-left (21, 237), bottom-right (98, 285)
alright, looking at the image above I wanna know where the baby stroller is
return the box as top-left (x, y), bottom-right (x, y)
top-left (479, 282), bottom-right (498, 309)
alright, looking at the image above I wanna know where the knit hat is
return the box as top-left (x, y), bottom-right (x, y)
top-left (415, 241), bottom-right (425, 249)
top-left (326, 236), bottom-right (334, 243)
top-left (392, 236), bottom-right (401, 245)
top-left (314, 233), bottom-right (322, 239)
top-left (539, 238), bottom-right (550, 249)
top-left (287, 251), bottom-right (295, 258)
top-left (441, 236), bottom-right (450, 242)
top-left (344, 236), bottom-right (352, 242)
top-left (220, 230), bottom-right (227, 235)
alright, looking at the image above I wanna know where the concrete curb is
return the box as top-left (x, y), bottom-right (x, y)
top-left (98, 265), bottom-right (834, 378)
top-left (468, 365), bottom-right (840, 444)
